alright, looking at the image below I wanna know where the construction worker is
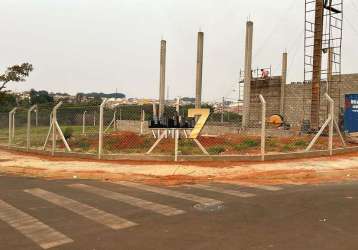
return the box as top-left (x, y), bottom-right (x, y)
top-left (261, 69), bottom-right (269, 79)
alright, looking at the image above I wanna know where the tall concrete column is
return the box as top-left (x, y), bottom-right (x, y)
top-left (195, 32), bottom-right (204, 109)
top-left (159, 40), bottom-right (166, 119)
top-left (327, 47), bottom-right (333, 95)
top-left (280, 52), bottom-right (288, 115)
top-left (242, 21), bottom-right (254, 128)
top-left (310, 0), bottom-right (324, 130)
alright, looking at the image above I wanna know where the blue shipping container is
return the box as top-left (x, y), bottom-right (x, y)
top-left (344, 94), bottom-right (358, 133)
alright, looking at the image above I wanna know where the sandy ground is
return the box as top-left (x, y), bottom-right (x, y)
top-left (1, 149), bottom-right (358, 185)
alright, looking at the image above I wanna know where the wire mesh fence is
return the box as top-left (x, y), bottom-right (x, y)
top-left (12, 108), bottom-right (27, 147)
top-left (29, 105), bottom-right (53, 149)
top-left (0, 94), bottom-right (355, 160)
top-left (55, 105), bottom-right (100, 154)
top-left (0, 112), bottom-right (9, 145)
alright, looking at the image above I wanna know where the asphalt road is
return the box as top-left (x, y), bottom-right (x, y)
top-left (0, 175), bottom-right (357, 250)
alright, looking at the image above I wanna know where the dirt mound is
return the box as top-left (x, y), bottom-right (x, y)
top-left (105, 131), bottom-right (144, 149)
top-left (197, 136), bottom-right (226, 147)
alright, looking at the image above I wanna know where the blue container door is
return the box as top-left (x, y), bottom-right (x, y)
top-left (344, 94), bottom-right (358, 133)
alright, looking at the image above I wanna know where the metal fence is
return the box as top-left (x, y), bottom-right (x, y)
top-left (0, 94), bottom-right (354, 161)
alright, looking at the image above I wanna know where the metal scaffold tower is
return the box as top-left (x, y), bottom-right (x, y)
top-left (304, 0), bottom-right (343, 129)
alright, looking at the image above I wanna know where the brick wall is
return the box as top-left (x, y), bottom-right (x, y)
top-left (249, 76), bottom-right (281, 127)
top-left (249, 73), bottom-right (358, 128)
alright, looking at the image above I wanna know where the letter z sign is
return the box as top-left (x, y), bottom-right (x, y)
top-left (187, 109), bottom-right (210, 139)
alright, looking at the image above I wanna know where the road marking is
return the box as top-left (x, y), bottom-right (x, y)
top-left (0, 199), bottom-right (73, 249)
top-left (68, 184), bottom-right (185, 216)
top-left (232, 182), bottom-right (283, 191)
top-left (188, 184), bottom-right (256, 198)
top-left (116, 181), bottom-right (223, 206)
top-left (24, 188), bottom-right (137, 230)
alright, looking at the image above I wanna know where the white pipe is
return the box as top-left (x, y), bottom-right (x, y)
top-left (259, 94), bottom-right (266, 161)
top-left (98, 99), bottom-right (107, 159)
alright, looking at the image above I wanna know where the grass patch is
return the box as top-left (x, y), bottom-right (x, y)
top-left (208, 146), bottom-right (226, 155)
top-left (234, 139), bottom-right (259, 151)
top-left (294, 140), bottom-right (308, 147)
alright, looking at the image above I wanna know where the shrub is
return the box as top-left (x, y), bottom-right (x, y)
top-left (282, 144), bottom-right (294, 152)
top-left (234, 139), bottom-right (259, 151)
top-left (267, 140), bottom-right (278, 148)
top-left (294, 140), bottom-right (308, 147)
top-left (63, 127), bottom-right (74, 140)
top-left (77, 137), bottom-right (90, 150)
top-left (208, 146), bottom-right (226, 155)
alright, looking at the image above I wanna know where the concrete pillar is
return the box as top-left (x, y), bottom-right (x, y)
top-left (327, 47), bottom-right (333, 95)
top-left (195, 32), bottom-right (204, 109)
top-left (159, 40), bottom-right (166, 119)
top-left (310, 0), bottom-right (325, 130)
top-left (280, 52), bottom-right (288, 115)
top-left (242, 21), bottom-right (254, 128)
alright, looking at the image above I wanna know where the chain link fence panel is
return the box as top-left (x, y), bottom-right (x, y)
top-left (0, 112), bottom-right (9, 145)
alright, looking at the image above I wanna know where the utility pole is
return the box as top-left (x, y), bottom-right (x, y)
top-left (310, 0), bottom-right (325, 130)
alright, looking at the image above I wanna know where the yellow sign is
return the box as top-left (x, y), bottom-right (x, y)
top-left (187, 109), bottom-right (210, 139)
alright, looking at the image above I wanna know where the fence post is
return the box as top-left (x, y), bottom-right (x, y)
top-left (140, 110), bottom-right (145, 135)
top-left (221, 97), bottom-right (225, 123)
top-left (259, 95), bottom-right (266, 161)
top-left (35, 108), bottom-right (38, 127)
top-left (98, 99), bottom-right (107, 160)
top-left (174, 129), bottom-right (179, 162)
top-left (93, 112), bottom-right (96, 127)
top-left (113, 111), bottom-right (117, 131)
top-left (176, 97), bottom-right (180, 113)
top-left (12, 111), bottom-right (16, 141)
top-left (8, 108), bottom-right (17, 146)
top-left (82, 111), bottom-right (87, 135)
top-left (325, 93), bottom-right (334, 155)
top-left (27, 105), bottom-right (37, 151)
top-left (51, 102), bottom-right (63, 156)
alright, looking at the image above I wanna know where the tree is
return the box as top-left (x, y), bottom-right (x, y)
top-left (0, 92), bottom-right (17, 112)
top-left (0, 63), bottom-right (33, 92)
top-left (30, 89), bottom-right (54, 105)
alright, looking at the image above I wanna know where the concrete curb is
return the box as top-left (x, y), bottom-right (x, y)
top-left (1, 144), bottom-right (358, 163)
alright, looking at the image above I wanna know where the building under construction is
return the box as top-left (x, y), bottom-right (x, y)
top-left (242, 0), bottom-right (356, 131)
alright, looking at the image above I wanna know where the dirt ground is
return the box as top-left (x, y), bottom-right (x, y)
top-left (1, 148), bottom-right (358, 186)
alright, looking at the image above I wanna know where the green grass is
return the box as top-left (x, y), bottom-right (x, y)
top-left (234, 139), bottom-right (259, 151)
top-left (208, 146), bottom-right (226, 155)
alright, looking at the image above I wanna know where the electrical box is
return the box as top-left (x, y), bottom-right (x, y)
top-left (344, 94), bottom-right (358, 133)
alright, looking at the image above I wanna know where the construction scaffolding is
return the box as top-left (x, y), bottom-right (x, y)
top-left (304, 0), bottom-right (343, 129)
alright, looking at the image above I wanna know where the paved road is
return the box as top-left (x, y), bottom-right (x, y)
top-left (0, 175), bottom-right (357, 250)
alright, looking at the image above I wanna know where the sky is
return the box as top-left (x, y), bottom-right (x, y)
top-left (1, 0), bottom-right (358, 102)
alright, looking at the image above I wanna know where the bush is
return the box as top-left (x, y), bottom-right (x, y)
top-left (294, 140), bottom-right (308, 147)
top-left (267, 140), bottom-right (278, 148)
top-left (208, 146), bottom-right (226, 155)
top-left (63, 127), bottom-right (74, 140)
top-left (77, 137), bottom-right (90, 150)
top-left (282, 144), bottom-right (294, 152)
top-left (234, 139), bottom-right (259, 151)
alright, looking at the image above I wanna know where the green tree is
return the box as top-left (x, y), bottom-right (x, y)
top-left (30, 89), bottom-right (54, 105)
top-left (0, 92), bottom-right (17, 112)
top-left (0, 63), bottom-right (33, 92)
